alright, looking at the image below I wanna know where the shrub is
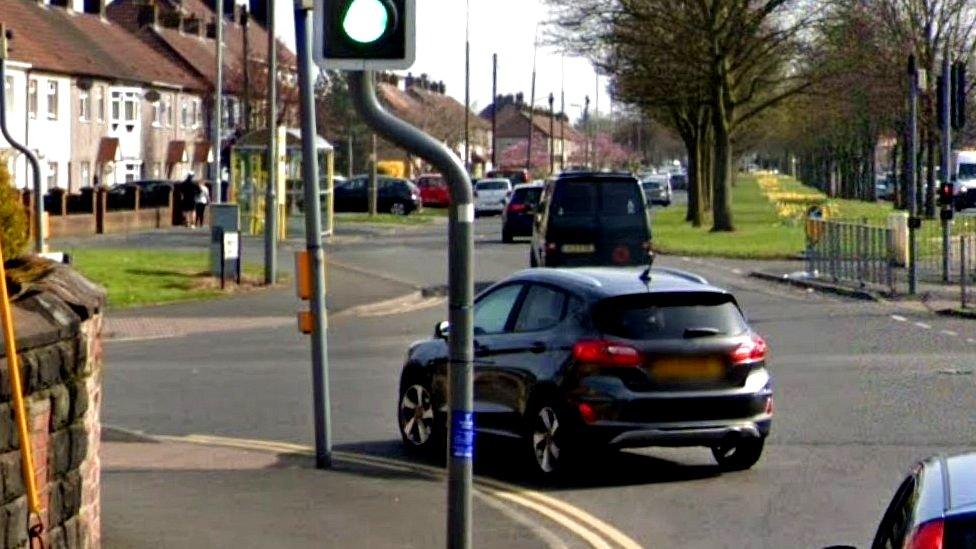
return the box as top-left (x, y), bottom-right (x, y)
top-left (0, 158), bottom-right (28, 261)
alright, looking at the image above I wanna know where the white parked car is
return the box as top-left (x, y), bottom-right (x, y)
top-left (474, 178), bottom-right (513, 216)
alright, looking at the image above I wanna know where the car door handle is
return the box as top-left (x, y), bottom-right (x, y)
top-left (529, 341), bottom-right (547, 354)
top-left (474, 341), bottom-right (490, 356)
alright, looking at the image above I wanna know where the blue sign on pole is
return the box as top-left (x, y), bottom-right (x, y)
top-left (451, 411), bottom-right (474, 459)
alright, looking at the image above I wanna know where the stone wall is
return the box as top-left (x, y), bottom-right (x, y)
top-left (0, 259), bottom-right (105, 548)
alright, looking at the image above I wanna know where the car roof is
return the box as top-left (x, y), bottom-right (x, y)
top-left (502, 267), bottom-right (726, 300)
top-left (556, 171), bottom-right (637, 182)
top-left (945, 453), bottom-right (976, 514)
top-left (513, 182), bottom-right (544, 191)
top-left (477, 178), bottom-right (512, 184)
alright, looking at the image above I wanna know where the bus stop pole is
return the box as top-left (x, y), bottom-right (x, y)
top-left (295, 0), bottom-right (332, 469)
top-left (350, 71), bottom-right (475, 549)
top-left (264, 0), bottom-right (278, 285)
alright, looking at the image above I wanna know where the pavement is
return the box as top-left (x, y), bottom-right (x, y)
top-left (67, 199), bottom-right (976, 548)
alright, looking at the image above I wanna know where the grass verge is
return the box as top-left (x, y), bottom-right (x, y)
top-left (651, 174), bottom-right (897, 259)
top-left (333, 208), bottom-right (444, 225)
top-left (69, 248), bottom-right (266, 309)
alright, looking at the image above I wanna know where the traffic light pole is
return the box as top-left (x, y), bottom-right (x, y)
top-left (908, 55), bottom-right (919, 296)
top-left (295, 0), bottom-right (333, 469)
top-left (942, 53), bottom-right (952, 283)
top-left (350, 71), bottom-right (475, 549)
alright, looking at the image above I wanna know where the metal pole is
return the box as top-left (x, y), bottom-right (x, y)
top-left (213, 0), bottom-right (224, 204)
top-left (527, 39), bottom-right (537, 173)
top-left (347, 135), bottom-right (353, 179)
top-left (491, 54), bottom-right (497, 169)
top-left (548, 93), bottom-right (554, 175)
top-left (0, 29), bottom-right (43, 253)
top-left (264, 0), bottom-right (278, 285)
top-left (942, 52), bottom-right (952, 283)
top-left (294, 0), bottom-right (332, 469)
top-left (961, 235), bottom-right (968, 308)
top-left (369, 133), bottom-right (378, 216)
top-left (350, 71), bottom-right (475, 549)
top-left (463, 0), bottom-right (470, 174)
top-left (908, 55), bottom-right (919, 295)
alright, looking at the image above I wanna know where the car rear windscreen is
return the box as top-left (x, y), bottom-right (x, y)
top-left (511, 188), bottom-right (542, 205)
top-left (477, 181), bottom-right (509, 191)
top-left (594, 292), bottom-right (747, 340)
top-left (551, 180), bottom-right (643, 218)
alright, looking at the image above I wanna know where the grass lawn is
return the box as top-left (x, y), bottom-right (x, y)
top-left (651, 175), bottom-right (898, 259)
top-left (68, 248), bottom-right (265, 309)
top-left (334, 207), bottom-right (446, 226)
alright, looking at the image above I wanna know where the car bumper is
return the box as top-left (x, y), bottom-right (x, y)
top-left (503, 215), bottom-right (533, 236)
top-left (476, 202), bottom-right (506, 212)
top-left (572, 369), bottom-right (773, 449)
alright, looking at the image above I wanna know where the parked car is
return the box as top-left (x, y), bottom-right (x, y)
top-left (642, 175), bottom-right (672, 206)
top-left (530, 172), bottom-right (652, 267)
top-left (474, 178), bottom-right (513, 216)
top-left (501, 182), bottom-right (544, 243)
top-left (333, 176), bottom-right (422, 215)
top-left (417, 174), bottom-right (450, 207)
top-left (396, 267), bottom-right (772, 477)
top-left (669, 173), bottom-right (688, 191)
top-left (826, 453), bottom-right (976, 548)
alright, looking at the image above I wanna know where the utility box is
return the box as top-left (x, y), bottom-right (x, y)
top-left (211, 203), bottom-right (241, 276)
top-left (889, 212), bottom-right (909, 267)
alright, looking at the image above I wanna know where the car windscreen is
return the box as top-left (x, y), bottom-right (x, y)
top-left (477, 181), bottom-right (509, 191)
top-left (593, 292), bottom-right (747, 340)
top-left (550, 181), bottom-right (643, 218)
top-left (642, 182), bottom-right (661, 190)
top-left (959, 163), bottom-right (976, 180)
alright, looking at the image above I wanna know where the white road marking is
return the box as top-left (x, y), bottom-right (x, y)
top-left (968, 338), bottom-right (976, 344)
top-left (891, 315), bottom-right (908, 322)
top-left (732, 268), bottom-right (743, 275)
top-left (914, 322), bottom-right (932, 329)
top-left (941, 330), bottom-right (959, 336)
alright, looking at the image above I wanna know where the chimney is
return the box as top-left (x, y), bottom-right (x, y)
top-left (137, 2), bottom-right (160, 28)
top-left (82, 0), bottom-right (106, 17)
top-left (405, 73), bottom-right (415, 89)
top-left (183, 16), bottom-right (201, 36)
top-left (248, 0), bottom-right (268, 26)
top-left (516, 92), bottom-right (524, 106)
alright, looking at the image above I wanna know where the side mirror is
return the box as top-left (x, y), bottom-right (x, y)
top-left (435, 321), bottom-right (450, 339)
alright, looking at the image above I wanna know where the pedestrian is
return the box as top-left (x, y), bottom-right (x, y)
top-left (195, 180), bottom-right (210, 228)
top-left (180, 173), bottom-right (197, 227)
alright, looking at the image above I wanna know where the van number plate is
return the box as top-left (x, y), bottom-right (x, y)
top-left (562, 244), bottom-right (595, 254)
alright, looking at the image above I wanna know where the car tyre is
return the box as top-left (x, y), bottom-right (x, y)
top-left (524, 400), bottom-right (577, 480)
top-left (711, 437), bottom-right (765, 471)
top-left (398, 376), bottom-right (442, 455)
top-left (390, 202), bottom-right (408, 216)
top-left (502, 227), bottom-right (514, 243)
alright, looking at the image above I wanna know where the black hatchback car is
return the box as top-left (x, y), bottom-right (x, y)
top-left (397, 267), bottom-right (772, 477)
top-left (530, 172), bottom-right (652, 267)
top-left (501, 182), bottom-right (544, 243)
top-left (333, 176), bottom-right (422, 215)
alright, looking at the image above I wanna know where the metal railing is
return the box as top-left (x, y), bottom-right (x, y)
top-left (807, 218), bottom-right (894, 292)
top-left (915, 214), bottom-right (976, 283)
top-left (961, 235), bottom-right (976, 309)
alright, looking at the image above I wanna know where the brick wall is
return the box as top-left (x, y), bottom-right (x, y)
top-left (0, 259), bottom-right (105, 548)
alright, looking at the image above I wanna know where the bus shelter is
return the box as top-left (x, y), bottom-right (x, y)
top-left (230, 127), bottom-right (335, 237)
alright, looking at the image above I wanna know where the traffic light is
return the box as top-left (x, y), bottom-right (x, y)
top-left (314, 0), bottom-right (416, 70)
top-left (939, 181), bottom-right (955, 208)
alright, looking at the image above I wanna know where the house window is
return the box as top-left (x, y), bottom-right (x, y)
top-left (181, 99), bottom-right (190, 128)
top-left (47, 81), bottom-right (58, 120)
top-left (192, 99), bottom-right (201, 128)
top-left (80, 162), bottom-right (91, 188)
top-left (4, 76), bottom-right (12, 112)
top-left (164, 95), bottom-right (173, 127)
top-left (110, 90), bottom-right (140, 128)
top-left (79, 90), bottom-right (90, 121)
top-left (123, 162), bottom-right (140, 182)
top-left (27, 80), bottom-right (37, 119)
top-left (95, 86), bottom-right (104, 122)
top-left (47, 161), bottom-right (58, 189)
top-left (152, 100), bottom-right (163, 128)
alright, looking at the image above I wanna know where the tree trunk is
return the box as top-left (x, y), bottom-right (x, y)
top-left (684, 135), bottom-right (702, 226)
top-left (711, 114), bottom-right (734, 232)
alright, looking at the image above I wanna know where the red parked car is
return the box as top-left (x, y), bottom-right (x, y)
top-left (417, 174), bottom-right (450, 207)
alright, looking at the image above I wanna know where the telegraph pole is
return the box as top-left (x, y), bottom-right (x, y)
top-left (463, 0), bottom-right (470, 173)
top-left (527, 28), bottom-right (538, 172)
top-left (264, 0), bottom-right (278, 285)
top-left (491, 53), bottom-right (498, 168)
top-left (908, 54), bottom-right (920, 295)
top-left (213, 0), bottom-right (224, 203)
top-left (548, 93), bottom-right (555, 175)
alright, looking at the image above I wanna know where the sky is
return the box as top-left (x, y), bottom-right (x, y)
top-left (269, 0), bottom-right (604, 122)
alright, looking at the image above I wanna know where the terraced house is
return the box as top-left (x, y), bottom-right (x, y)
top-left (0, 0), bottom-right (210, 191)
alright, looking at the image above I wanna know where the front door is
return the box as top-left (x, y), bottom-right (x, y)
top-left (472, 283), bottom-right (526, 433)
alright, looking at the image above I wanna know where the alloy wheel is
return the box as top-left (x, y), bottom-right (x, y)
top-left (391, 202), bottom-right (407, 215)
top-left (399, 384), bottom-right (434, 446)
top-left (532, 406), bottom-right (562, 473)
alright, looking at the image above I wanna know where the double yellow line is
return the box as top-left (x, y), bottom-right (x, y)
top-left (167, 434), bottom-right (643, 549)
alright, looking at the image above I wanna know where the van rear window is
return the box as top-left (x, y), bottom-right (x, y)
top-left (551, 181), bottom-right (642, 217)
top-left (594, 293), bottom-right (747, 340)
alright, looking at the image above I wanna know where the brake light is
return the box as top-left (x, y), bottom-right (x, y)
top-left (612, 245), bottom-right (631, 265)
top-left (508, 202), bottom-right (527, 213)
top-left (578, 402), bottom-right (598, 424)
top-left (908, 520), bottom-right (944, 549)
top-left (730, 334), bottom-right (767, 365)
top-left (573, 340), bottom-right (642, 367)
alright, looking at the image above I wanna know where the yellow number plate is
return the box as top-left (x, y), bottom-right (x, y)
top-left (562, 244), bottom-right (595, 254)
top-left (651, 357), bottom-right (724, 381)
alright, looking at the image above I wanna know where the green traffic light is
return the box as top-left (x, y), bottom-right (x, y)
top-left (343, 0), bottom-right (390, 44)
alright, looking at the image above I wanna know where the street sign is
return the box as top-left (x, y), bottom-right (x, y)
top-left (223, 231), bottom-right (240, 260)
top-left (313, 0), bottom-right (416, 70)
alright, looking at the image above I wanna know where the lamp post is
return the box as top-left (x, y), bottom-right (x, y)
top-left (548, 93), bottom-right (554, 175)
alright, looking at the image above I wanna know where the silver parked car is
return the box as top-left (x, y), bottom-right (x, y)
top-left (642, 175), bottom-right (672, 206)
